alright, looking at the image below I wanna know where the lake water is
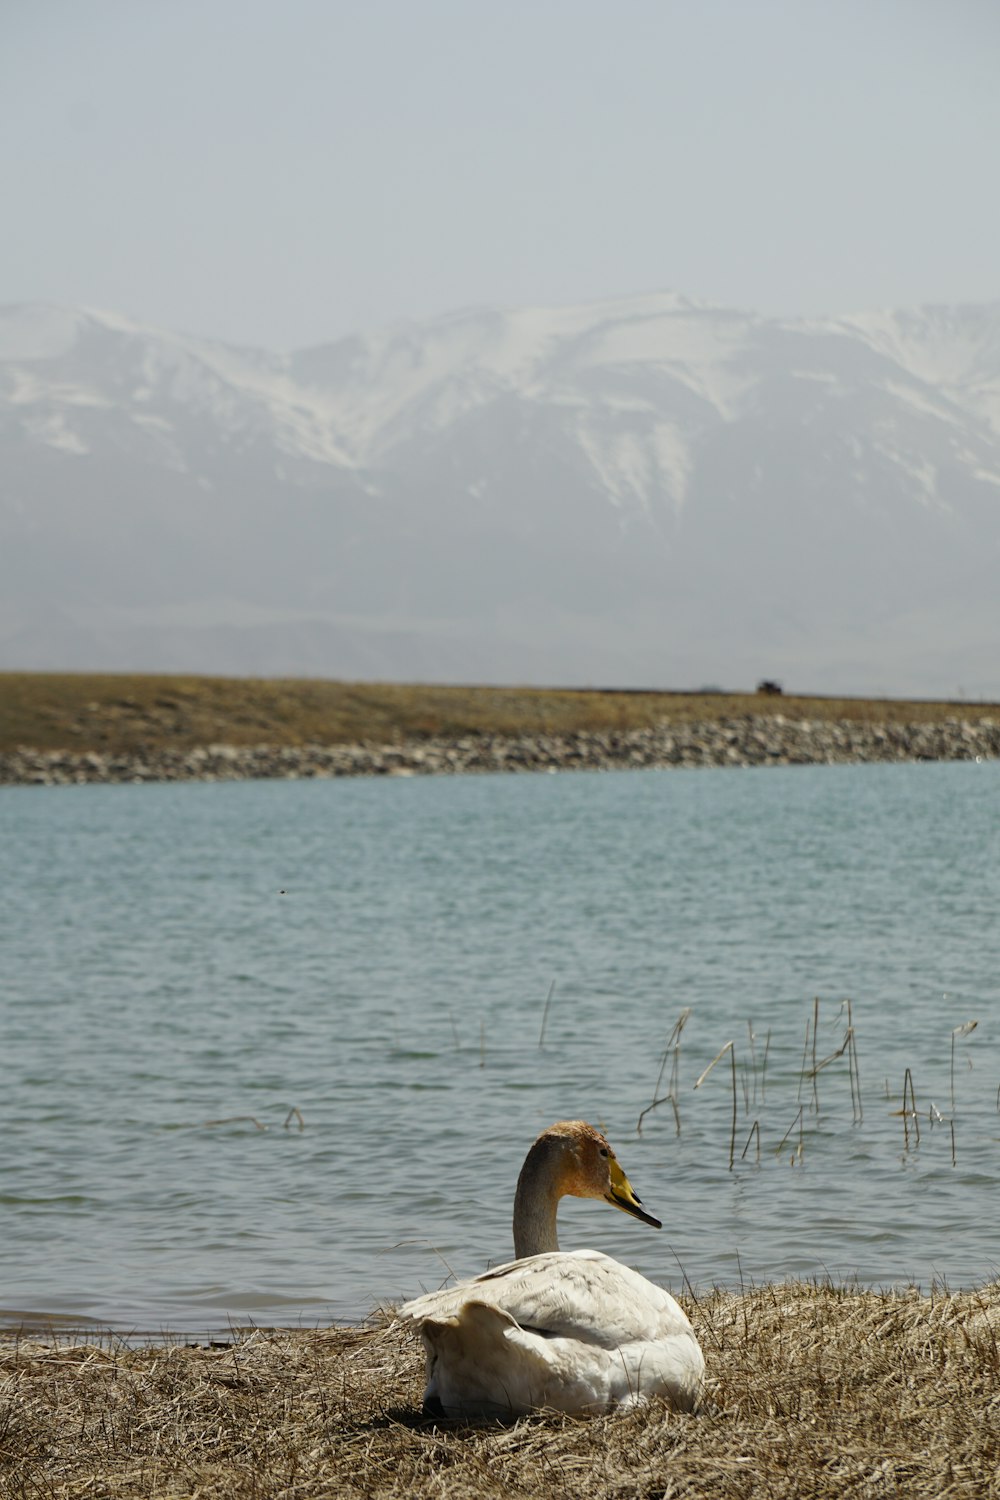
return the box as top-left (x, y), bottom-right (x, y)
top-left (2, 760), bottom-right (999, 1337)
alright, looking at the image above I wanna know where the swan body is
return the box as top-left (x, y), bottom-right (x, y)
top-left (398, 1120), bottom-right (704, 1419)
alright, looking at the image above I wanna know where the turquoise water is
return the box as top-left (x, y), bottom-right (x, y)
top-left (2, 760), bottom-right (999, 1335)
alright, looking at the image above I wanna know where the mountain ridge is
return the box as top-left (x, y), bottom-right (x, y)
top-left (2, 293), bottom-right (999, 696)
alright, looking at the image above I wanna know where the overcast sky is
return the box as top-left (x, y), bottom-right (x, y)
top-left (3, 0), bottom-right (998, 350)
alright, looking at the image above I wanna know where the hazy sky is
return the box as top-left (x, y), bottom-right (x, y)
top-left (3, 0), bottom-right (998, 350)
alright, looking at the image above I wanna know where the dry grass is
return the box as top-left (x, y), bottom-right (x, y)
top-left (1, 672), bottom-right (996, 756)
top-left (3, 1283), bottom-right (999, 1498)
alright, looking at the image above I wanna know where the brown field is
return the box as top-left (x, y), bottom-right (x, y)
top-left (1, 672), bottom-right (995, 756)
top-left (3, 1282), bottom-right (998, 1498)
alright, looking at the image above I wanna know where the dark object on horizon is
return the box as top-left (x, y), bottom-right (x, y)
top-left (756, 680), bottom-right (783, 696)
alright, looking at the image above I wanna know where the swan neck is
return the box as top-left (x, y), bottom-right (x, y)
top-left (512, 1138), bottom-right (562, 1257)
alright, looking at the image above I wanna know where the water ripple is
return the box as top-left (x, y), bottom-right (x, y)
top-left (2, 761), bottom-right (999, 1333)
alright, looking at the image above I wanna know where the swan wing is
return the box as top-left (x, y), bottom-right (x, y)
top-left (475, 1249), bottom-right (695, 1345)
top-left (402, 1250), bottom-right (694, 1346)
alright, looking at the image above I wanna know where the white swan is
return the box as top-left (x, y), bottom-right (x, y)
top-left (398, 1119), bottom-right (705, 1419)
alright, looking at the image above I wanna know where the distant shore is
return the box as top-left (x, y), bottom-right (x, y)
top-left (3, 713), bottom-right (999, 785)
top-left (2, 673), bottom-right (998, 785)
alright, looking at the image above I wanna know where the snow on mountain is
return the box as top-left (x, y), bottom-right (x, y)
top-left (836, 304), bottom-right (1000, 430)
top-left (1, 294), bottom-right (999, 696)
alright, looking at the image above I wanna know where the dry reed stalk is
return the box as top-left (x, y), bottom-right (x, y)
top-left (693, 1039), bottom-right (733, 1092)
top-left (693, 1039), bottom-right (738, 1168)
top-left (635, 1092), bottom-right (681, 1136)
top-left (537, 981), bottom-right (556, 1049)
top-left (741, 1119), bottom-right (761, 1163)
top-left (777, 1104), bottom-right (805, 1160)
top-left (3, 1282), bottom-right (999, 1499)
top-left (636, 1008), bottom-right (690, 1136)
top-left (203, 1116), bottom-right (268, 1131)
top-left (747, 1019), bottom-right (759, 1107)
top-left (692, 1039), bottom-right (736, 1167)
top-left (729, 1042), bottom-right (738, 1170)
top-left (797, 1014), bottom-right (812, 1107)
top-left (897, 1067), bottom-right (921, 1150)
top-left (808, 1023), bottom-right (864, 1133)
top-left (808, 1034), bottom-right (852, 1075)
top-left (847, 1000), bottom-right (863, 1123)
top-left (656, 1007), bottom-right (691, 1099)
top-left (951, 1020), bottom-right (979, 1110)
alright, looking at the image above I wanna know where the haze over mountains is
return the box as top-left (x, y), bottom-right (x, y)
top-left (2, 293), bottom-right (999, 697)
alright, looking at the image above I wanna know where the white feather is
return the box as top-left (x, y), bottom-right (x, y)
top-left (397, 1120), bottom-right (705, 1419)
top-left (400, 1248), bottom-right (704, 1418)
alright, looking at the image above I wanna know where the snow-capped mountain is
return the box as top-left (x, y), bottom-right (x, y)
top-left (2, 293), bottom-right (999, 696)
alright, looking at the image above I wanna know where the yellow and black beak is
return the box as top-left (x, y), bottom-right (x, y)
top-left (604, 1156), bottom-right (662, 1230)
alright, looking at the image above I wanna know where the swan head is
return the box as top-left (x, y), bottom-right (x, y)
top-left (531, 1120), bottom-right (662, 1230)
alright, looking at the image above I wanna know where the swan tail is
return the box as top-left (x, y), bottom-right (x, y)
top-left (414, 1301), bottom-right (559, 1420)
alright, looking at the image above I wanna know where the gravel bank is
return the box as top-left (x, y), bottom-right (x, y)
top-left (3, 714), bottom-right (999, 785)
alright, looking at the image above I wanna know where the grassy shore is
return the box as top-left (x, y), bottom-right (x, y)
top-left (1, 672), bottom-right (996, 756)
top-left (3, 1283), bottom-right (998, 1498)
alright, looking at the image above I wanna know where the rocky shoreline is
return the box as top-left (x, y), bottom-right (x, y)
top-left (3, 714), bottom-right (999, 785)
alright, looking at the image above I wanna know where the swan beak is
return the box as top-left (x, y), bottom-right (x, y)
top-left (605, 1156), bottom-right (662, 1229)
